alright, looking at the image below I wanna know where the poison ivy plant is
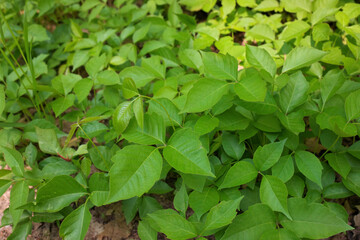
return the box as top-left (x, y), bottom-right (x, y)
top-left (0, 0), bottom-right (359, 239)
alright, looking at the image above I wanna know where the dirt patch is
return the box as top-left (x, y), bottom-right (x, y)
top-left (0, 188), bottom-right (11, 239)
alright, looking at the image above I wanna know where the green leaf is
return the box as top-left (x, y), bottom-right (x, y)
top-left (133, 98), bottom-right (144, 129)
top-left (51, 74), bottom-right (82, 96)
top-left (323, 183), bottom-right (354, 199)
top-left (254, 139), bottom-right (286, 171)
top-left (295, 151), bottom-right (323, 188)
top-left (74, 78), bottom-right (93, 103)
top-left (119, 66), bottom-right (156, 88)
top-left (133, 24), bottom-right (150, 43)
top-left (203, 197), bottom-right (243, 232)
top-left (272, 155), bottom-right (294, 183)
top-left (183, 78), bottom-right (229, 113)
top-left (174, 181), bottom-right (189, 215)
top-left (246, 45), bottom-right (276, 77)
top-left (0, 146), bottom-right (24, 177)
top-left (147, 209), bottom-right (197, 240)
top-left (278, 71), bottom-right (309, 114)
top-left (10, 180), bottom-right (29, 227)
top-left (345, 89), bottom-right (360, 121)
top-left (122, 78), bottom-right (139, 99)
top-left (279, 20), bottom-right (310, 42)
top-left (325, 153), bottom-right (351, 179)
top-left (222, 0), bottom-right (236, 16)
top-left (311, 7), bottom-right (339, 26)
top-left (247, 24), bottom-right (275, 41)
top-left (59, 203), bottom-right (91, 240)
top-left (194, 115), bottom-right (219, 135)
top-left (0, 84), bottom-right (5, 116)
top-left (163, 128), bottom-right (214, 177)
top-left (312, 23), bottom-right (332, 42)
top-left (0, 180), bottom-right (11, 197)
top-left (282, 47), bottom-right (328, 73)
top-left (221, 204), bottom-right (276, 240)
top-left (51, 94), bottom-right (75, 117)
top-left (142, 56), bottom-right (166, 80)
top-left (219, 161), bottom-right (258, 189)
top-left (343, 169), bottom-right (360, 196)
top-left (89, 173), bottom-right (109, 207)
top-left (260, 229), bottom-right (300, 240)
top-left (280, 198), bottom-right (353, 239)
top-left (96, 70), bottom-right (120, 85)
top-left (85, 55), bottom-right (106, 76)
top-left (108, 145), bottom-right (162, 203)
top-left (235, 68), bottom-right (267, 102)
top-left (222, 132), bottom-right (245, 160)
top-left (112, 101), bottom-right (133, 135)
top-left (320, 69), bottom-right (345, 106)
top-left (178, 49), bottom-right (203, 72)
top-left (122, 113), bottom-right (166, 145)
top-left (7, 218), bottom-right (32, 240)
top-left (29, 175), bottom-right (87, 212)
top-left (260, 175), bottom-right (291, 219)
top-left (189, 187), bottom-right (219, 218)
top-left (217, 108), bottom-right (250, 131)
top-left (138, 220), bottom-right (157, 240)
top-left (28, 24), bottom-right (50, 42)
top-left (35, 127), bottom-right (61, 155)
top-left (148, 98), bottom-right (182, 127)
top-left (202, 52), bottom-right (238, 81)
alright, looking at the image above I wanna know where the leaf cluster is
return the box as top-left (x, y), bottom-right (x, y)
top-left (0, 0), bottom-right (360, 239)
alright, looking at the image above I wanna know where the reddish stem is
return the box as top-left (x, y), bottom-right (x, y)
top-left (57, 153), bottom-right (72, 162)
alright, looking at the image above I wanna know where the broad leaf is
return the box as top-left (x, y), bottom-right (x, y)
top-left (222, 132), bottom-right (245, 160)
top-left (260, 175), bottom-right (291, 219)
top-left (59, 203), bottom-right (91, 240)
top-left (235, 68), bottom-right (267, 102)
top-left (122, 113), bottom-right (166, 145)
top-left (272, 155), bottom-right (294, 183)
top-left (108, 145), bottom-right (162, 203)
top-left (202, 197), bottom-right (243, 232)
top-left (325, 153), bottom-right (351, 179)
top-left (343, 169), bottom-right (360, 196)
top-left (10, 180), bottom-right (29, 227)
top-left (253, 139), bottom-right (286, 171)
top-left (345, 88), bottom-right (360, 121)
top-left (138, 220), bottom-right (157, 240)
top-left (112, 101), bottom-right (133, 135)
top-left (202, 52), bottom-right (238, 81)
top-left (282, 47), bottom-right (327, 73)
top-left (163, 128), bottom-right (214, 177)
top-left (182, 78), bottom-right (230, 113)
top-left (280, 198), bottom-right (353, 239)
top-left (260, 229), bottom-right (300, 240)
top-left (122, 78), bottom-right (139, 99)
top-left (35, 127), bottom-right (60, 155)
top-left (295, 151), bottom-right (323, 188)
top-left (173, 181), bottom-right (189, 215)
top-left (26, 175), bottom-right (87, 212)
top-left (119, 66), bottom-right (156, 88)
top-left (146, 209), bottom-right (197, 240)
top-left (246, 45), bottom-right (276, 77)
top-left (279, 20), bottom-right (310, 41)
top-left (189, 187), bottom-right (219, 218)
top-left (221, 204), bottom-right (276, 240)
top-left (0, 146), bottom-right (24, 177)
top-left (219, 161), bottom-right (258, 189)
top-left (320, 69), bottom-right (345, 106)
top-left (0, 84), bottom-right (4, 116)
top-left (278, 71), bottom-right (309, 114)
